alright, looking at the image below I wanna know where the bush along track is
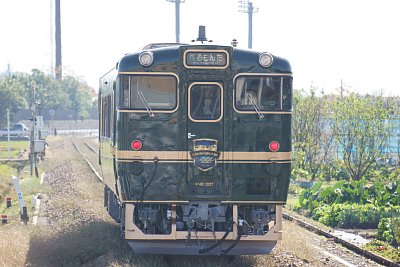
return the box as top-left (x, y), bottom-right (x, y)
top-left (295, 179), bottom-right (400, 264)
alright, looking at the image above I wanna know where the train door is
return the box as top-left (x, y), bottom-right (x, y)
top-left (184, 82), bottom-right (228, 197)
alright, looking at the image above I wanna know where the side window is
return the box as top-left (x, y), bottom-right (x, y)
top-left (119, 76), bottom-right (130, 108)
top-left (101, 98), bottom-right (108, 137)
top-left (262, 77), bottom-right (281, 110)
top-left (282, 77), bottom-right (293, 110)
top-left (235, 77), bottom-right (261, 108)
top-left (101, 95), bottom-right (113, 138)
top-left (189, 83), bottom-right (222, 121)
top-left (235, 75), bottom-right (291, 112)
top-left (119, 74), bottom-right (177, 111)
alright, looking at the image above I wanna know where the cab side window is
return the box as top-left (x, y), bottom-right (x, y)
top-left (119, 74), bottom-right (177, 111)
top-left (235, 75), bottom-right (292, 112)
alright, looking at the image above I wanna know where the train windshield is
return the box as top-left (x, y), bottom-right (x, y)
top-left (119, 74), bottom-right (178, 110)
top-left (189, 83), bottom-right (222, 121)
top-left (235, 75), bottom-right (292, 111)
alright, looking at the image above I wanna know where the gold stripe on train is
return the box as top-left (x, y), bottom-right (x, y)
top-left (114, 149), bottom-right (291, 161)
top-left (221, 201), bottom-right (286, 204)
top-left (117, 160), bottom-right (292, 164)
top-left (122, 200), bottom-right (284, 204)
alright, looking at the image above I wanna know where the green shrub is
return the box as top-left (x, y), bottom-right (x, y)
top-left (311, 203), bottom-right (400, 229)
top-left (392, 218), bottom-right (400, 246)
top-left (363, 239), bottom-right (400, 263)
top-left (312, 204), bottom-right (339, 227)
top-left (378, 218), bottom-right (395, 245)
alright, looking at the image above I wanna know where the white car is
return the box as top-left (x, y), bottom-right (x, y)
top-left (0, 123), bottom-right (30, 137)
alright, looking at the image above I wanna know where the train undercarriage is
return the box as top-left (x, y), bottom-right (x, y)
top-left (116, 199), bottom-right (282, 255)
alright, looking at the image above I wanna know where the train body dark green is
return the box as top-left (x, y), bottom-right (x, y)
top-left (99, 41), bottom-right (292, 255)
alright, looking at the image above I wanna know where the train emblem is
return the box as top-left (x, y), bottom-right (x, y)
top-left (190, 139), bottom-right (221, 171)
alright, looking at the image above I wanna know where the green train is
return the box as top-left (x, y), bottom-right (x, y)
top-left (99, 28), bottom-right (292, 255)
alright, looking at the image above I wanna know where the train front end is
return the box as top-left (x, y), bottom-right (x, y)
top-left (102, 42), bottom-right (292, 255)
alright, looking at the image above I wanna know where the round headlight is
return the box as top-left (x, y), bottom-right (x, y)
top-left (139, 51), bottom-right (153, 66)
top-left (259, 52), bottom-right (273, 67)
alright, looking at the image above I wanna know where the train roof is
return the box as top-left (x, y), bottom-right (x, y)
top-left (142, 43), bottom-right (189, 49)
top-left (116, 43), bottom-right (292, 74)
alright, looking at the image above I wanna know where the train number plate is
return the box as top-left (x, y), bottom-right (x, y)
top-left (184, 50), bottom-right (228, 68)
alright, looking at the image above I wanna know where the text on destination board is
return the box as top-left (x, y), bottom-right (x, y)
top-left (186, 52), bottom-right (227, 66)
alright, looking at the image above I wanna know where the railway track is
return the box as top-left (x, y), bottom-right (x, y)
top-left (71, 135), bottom-right (396, 267)
top-left (71, 135), bottom-right (101, 180)
top-left (282, 212), bottom-right (399, 267)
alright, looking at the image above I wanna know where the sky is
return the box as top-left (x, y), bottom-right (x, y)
top-left (0, 0), bottom-right (399, 96)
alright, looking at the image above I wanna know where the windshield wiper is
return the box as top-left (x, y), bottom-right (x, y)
top-left (138, 91), bottom-right (155, 117)
top-left (245, 92), bottom-right (264, 119)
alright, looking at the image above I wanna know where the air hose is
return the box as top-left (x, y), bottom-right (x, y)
top-left (221, 223), bottom-right (243, 254)
top-left (199, 220), bottom-right (234, 254)
top-left (138, 157), bottom-right (158, 201)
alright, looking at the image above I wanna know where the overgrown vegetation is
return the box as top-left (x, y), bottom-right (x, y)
top-left (292, 89), bottom-right (400, 260)
top-left (292, 89), bottom-right (398, 182)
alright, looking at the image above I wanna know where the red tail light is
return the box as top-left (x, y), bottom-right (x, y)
top-left (131, 140), bottom-right (143, 150)
top-left (269, 141), bottom-right (280, 152)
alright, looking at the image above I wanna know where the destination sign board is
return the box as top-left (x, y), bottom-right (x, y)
top-left (184, 50), bottom-right (228, 68)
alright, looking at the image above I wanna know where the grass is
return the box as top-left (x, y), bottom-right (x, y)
top-left (0, 160), bottom-right (38, 202)
top-left (0, 164), bottom-right (18, 203)
top-left (0, 160), bottom-right (42, 267)
top-left (0, 140), bottom-right (29, 159)
top-left (0, 223), bottom-right (30, 266)
top-left (0, 140), bottom-right (37, 209)
top-left (1, 168), bottom-right (42, 224)
top-left (362, 240), bottom-right (400, 263)
top-left (285, 182), bottom-right (303, 211)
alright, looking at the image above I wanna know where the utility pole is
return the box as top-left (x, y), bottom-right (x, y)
top-left (7, 109), bottom-right (10, 160)
top-left (166, 0), bottom-right (185, 43)
top-left (30, 85), bottom-right (36, 176)
top-left (238, 0), bottom-right (259, 49)
top-left (340, 79), bottom-right (344, 98)
top-left (50, 0), bottom-right (54, 76)
top-left (29, 84), bottom-right (39, 177)
top-left (55, 0), bottom-right (62, 80)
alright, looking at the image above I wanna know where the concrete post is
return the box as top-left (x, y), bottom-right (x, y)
top-left (12, 176), bottom-right (29, 223)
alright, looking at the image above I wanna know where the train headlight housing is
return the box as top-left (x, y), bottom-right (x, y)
top-left (131, 140), bottom-right (143, 150)
top-left (259, 52), bottom-right (273, 68)
top-left (138, 51), bottom-right (154, 66)
top-left (268, 141), bottom-right (280, 152)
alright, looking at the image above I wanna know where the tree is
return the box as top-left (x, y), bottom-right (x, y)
top-left (30, 69), bottom-right (70, 109)
top-left (332, 93), bottom-right (392, 180)
top-left (292, 89), bottom-right (335, 180)
top-left (1, 69), bottom-right (97, 125)
top-left (62, 76), bottom-right (96, 120)
top-left (0, 74), bottom-right (28, 127)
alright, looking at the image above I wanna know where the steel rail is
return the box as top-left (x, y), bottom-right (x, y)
top-left (71, 137), bottom-right (102, 181)
top-left (283, 211), bottom-right (399, 267)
